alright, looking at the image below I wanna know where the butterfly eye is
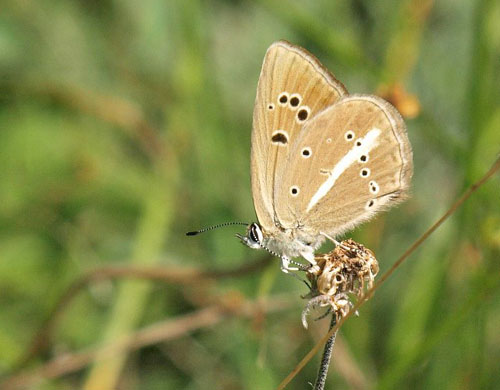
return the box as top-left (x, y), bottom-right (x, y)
top-left (249, 223), bottom-right (263, 244)
top-left (250, 227), bottom-right (258, 242)
top-left (345, 131), bottom-right (355, 141)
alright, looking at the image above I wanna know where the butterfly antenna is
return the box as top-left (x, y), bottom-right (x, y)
top-left (255, 241), bottom-right (278, 257)
top-left (289, 259), bottom-right (310, 272)
top-left (186, 222), bottom-right (249, 236)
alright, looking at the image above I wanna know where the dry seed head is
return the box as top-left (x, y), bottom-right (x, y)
top-left (302, 239), bottom-right (378, 328)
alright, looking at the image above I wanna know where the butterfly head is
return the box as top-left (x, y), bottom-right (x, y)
top-left (236, 222), bottom-right (264, 250)
top-left (236, 222), bottom-right (321, 263)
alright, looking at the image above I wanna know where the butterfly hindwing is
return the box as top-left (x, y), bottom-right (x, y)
top-left (275, 94), bottom-right (413, 237)
top-left (251, 40), bottom-right (348, 231)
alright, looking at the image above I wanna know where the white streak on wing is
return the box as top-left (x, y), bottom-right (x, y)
top-left (306, 128), bottom-right (381, 212)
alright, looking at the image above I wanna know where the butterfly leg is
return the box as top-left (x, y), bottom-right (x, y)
top-left (314, 306), bottom-right (333, 322)
top-left (280, 257), bottom-right (312, 285)
top-left (280, 256), bottom-right (300, 273)
top-left (320, 232), bottom-right (353, 252)
top-left (300, 249), bottom-right (320, 274)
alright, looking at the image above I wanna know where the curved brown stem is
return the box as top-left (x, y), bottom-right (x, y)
top-left (1, 294), bottom-right (293, 390)
top-left (11, 256), bottom-right (273, 372)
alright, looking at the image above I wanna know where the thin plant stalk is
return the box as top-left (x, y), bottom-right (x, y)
top-left (313, 315), bottom-right (338, 390)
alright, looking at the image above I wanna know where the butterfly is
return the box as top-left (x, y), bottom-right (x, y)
top-left (236, 40), bottom-right (413, 272)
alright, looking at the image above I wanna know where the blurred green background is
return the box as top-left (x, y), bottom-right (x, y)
top-left (1, 0), bottom-right (499, 389)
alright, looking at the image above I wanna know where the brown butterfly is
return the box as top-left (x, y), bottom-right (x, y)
top-left (237, 40), bottom-right (413, 272)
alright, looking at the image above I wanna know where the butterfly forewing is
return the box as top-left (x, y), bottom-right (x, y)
top-left (275, 95), bottom-right (413, 236)
top-left (251, 41), bottom-right (348, 231)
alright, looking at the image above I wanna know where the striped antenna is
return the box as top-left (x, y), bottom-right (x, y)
top-left (254, 239), bottom-right (309, 272)
top-left (186, 222), bottom-right (249, 236)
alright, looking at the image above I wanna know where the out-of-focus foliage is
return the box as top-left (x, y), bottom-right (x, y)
top-left (0, 0), bottom-right (499, 389)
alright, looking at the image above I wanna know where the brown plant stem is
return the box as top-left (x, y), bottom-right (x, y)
top-left (0, 295), bottom-right (293, 390)
top-left (12, 256), bottom-right (272, 372)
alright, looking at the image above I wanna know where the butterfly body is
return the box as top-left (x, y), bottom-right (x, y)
top-left (238, 41), bottom-right (413, 271)
top-left (260, 224), bottom-right (325, 261)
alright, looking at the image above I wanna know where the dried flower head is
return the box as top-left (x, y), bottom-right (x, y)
top-left (302, 239), bottom-right (379, 328)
